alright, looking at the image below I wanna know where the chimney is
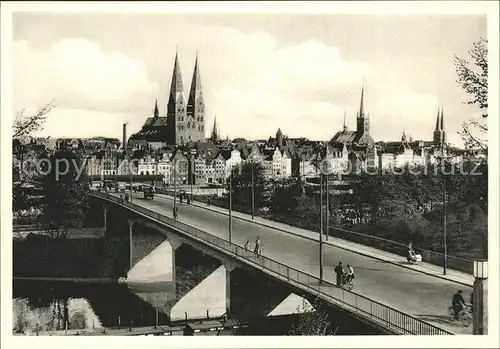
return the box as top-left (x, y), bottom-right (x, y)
top-left (122, 123), bottom-right (127, 152)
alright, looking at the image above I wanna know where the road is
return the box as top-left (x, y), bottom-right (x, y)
top-left (114, 192), bottom-right (473, 334)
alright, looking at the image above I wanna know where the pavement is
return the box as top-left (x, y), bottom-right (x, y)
top-left (111, 192), bottom-right (474, 334)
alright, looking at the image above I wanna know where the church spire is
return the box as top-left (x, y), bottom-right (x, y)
top-left (435, 107), bottom-right (441, 131)
top-left (153, 99), bottom-right (159, 118)
top-left (188, 51), bottom-right (203, 107)
top-left (343, 109), bottom-right (347, 131)
top-left (169, 51), bottom-right (184, 101)
top-left (359, 78), bottom-right (366, 118)
top-left (211, 115), bottom-right (219, 141)
top-left (440, 107), bottom-right (444, 131)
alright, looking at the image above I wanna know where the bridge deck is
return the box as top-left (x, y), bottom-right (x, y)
top-left (98, 192), bottom-right (473, 335)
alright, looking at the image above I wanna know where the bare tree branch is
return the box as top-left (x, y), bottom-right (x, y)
top-left (13, 100), bottom-right (56, 139)
top-left (453, 38), bottom-right (488, 150)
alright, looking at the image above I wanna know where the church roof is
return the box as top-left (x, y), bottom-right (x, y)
top-left (143, 117), bottom-right (168, 127)
top-left (330, 130), bottom-right (357, 143)
top-left (130, 119), bottom-right (169, 143)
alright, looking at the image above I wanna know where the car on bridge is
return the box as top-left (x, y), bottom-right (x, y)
top-left (143, 186), bottom-right (155, 200)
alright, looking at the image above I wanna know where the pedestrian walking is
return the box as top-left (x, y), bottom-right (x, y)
top-left (207, 198), bottom-right (211, 206)
top-left (254, 237), bottom-right (262, 256)
top-left (244, 240), bottom-right (250, 252)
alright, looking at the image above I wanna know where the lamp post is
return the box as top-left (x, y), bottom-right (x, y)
top-left (190, 157), bottom-right (194, 203)
top-left (325, 167), bottom-right (329, 241)
top-left (228, 169), bottom-right (232, 243)
top-left (319, 173), bottom-right (324, 284)
top-left (128, 155), bottom-right (133, 203)
top-left (251, 159), bottom-right (255, 220)
top-left (442, 174), bottom-right (447, 275)
top-left (473, 260), bottom-right (488, 335)
top-left (438, 155), bottom-right (450, 275)
top-left (173, 158), bottom-right (177, 213)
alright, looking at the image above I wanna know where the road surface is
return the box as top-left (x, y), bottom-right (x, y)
top-left (113, 192), bottom-right (473, 334)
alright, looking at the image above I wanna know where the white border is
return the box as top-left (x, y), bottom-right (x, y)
top-left (1, 1), bottom-right (499, 348)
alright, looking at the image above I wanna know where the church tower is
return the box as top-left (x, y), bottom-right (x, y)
top-left (276, 128), bottom-right (283, 148)
top-left (167, 51), bottom-right (188, 145)
top-left (186, 52), bottom-right (206, 143)
top-left (433, 107), bottom-right (446, 148)
top-left (356, 79), bottom-right (372, 145)
top-left (153, 99), bottom-right (159, 119)
top-left (210, 115), bottom-right (219, 142)
top-left (440, 108), bottom-right (446, 145)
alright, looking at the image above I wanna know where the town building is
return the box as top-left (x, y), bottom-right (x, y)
top-left (137, 155), bottom-right (158, 176)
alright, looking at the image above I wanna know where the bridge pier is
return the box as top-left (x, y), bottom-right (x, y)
top-left (166, 233), bottom-right (183, 291)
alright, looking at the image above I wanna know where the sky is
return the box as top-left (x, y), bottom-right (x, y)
top-left (12, 12), bottom-right (487, 146)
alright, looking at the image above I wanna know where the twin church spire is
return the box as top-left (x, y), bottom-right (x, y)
top-left (433, 106), bottom-right (447, 148)
top-left (163, 50), bottom-right (206, 145)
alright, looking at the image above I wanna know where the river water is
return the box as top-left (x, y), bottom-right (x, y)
top-left (13, 279), bottom-right (175, 335)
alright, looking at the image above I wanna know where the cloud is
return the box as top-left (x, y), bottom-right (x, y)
top-left (14, 38), bottom-right (158, 113)
top-left (26, 107), bottom-right (142, 140)
top-left (13, 21), bottom-right (463, 145)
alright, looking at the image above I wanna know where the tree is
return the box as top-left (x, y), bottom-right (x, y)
top-left (13, 101), bottom-right (55, 217)
top-left (288, 299), bottom-right (336, 335)
top-left (226, 162), bottom-right (266, 211)
top-left (13, 100), bottom-right (55, 140)
top-left (293, 194), bottom-right (319, 229)
top-left (39, 148), bottom-right (90, 238)
top-left (270, 177), bottom-right (304, 215)
top-left (454, 38), bottom-right (488, 150)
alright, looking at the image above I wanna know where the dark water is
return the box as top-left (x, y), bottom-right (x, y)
top-left (12, 279), bottom-right (381, 336)
top-left (13, 279), bottom-right (173, 335)
top-left (12, 279), bottom-right (304, 336)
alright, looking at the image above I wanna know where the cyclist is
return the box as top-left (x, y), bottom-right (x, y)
top-left (452, 290), bottom-right (466, 320)
top-left (334, 262), bottom-right (344, 286)
top-left (345, 264), bottom-right (355, 284)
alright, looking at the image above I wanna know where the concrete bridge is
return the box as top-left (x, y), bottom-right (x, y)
top-left (90, 190), bottom-right (465, 335)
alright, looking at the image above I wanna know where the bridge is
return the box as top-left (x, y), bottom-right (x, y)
top-left (89, 190), bottom-right (474, 335)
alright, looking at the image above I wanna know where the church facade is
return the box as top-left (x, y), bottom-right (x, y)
top-left (130, 52), bottom-right (206, 148)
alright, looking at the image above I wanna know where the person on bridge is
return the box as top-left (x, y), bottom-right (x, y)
top-left (124, 193), bottom-right (129, 202)
top-left (254, 237), bottom-right (262, 255)
top-left (345, 264), bottom-right (354, 284)
top-left (207, 198), bottom-right (211, 206)
top-left (245, 240), bottom-right (250, 252)
top-left (334, 262), bottom-right (344, 286)
top-left (452, 290), bottom-right (466, 320)
top-left (173, 206), bottom-right (179, 220)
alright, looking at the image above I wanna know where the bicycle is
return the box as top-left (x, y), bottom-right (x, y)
top-left (448, 304), bottom-right (472, 327)
top-left (341, 274), bottom-right (354, 291)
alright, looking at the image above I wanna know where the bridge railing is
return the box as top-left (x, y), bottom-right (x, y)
top-left (92, 191), bottom-right (453, 336)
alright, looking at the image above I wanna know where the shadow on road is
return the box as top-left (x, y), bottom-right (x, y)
top-left (414, 314), bottom-right (466, 327)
